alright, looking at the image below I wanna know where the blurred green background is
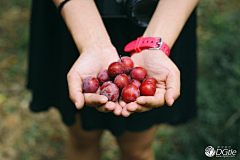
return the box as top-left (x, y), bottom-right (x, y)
top-left (0, 0), bottom-right (239, 159)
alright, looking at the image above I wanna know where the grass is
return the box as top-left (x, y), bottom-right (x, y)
top-left (0, 0), bottom-right (240, 159)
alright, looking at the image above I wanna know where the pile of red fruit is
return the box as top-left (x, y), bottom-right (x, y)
top-left (82, 56), bottom-right (157, 103)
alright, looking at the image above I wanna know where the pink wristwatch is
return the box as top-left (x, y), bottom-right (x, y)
top-left (124, 37), bottom-right (170, 57)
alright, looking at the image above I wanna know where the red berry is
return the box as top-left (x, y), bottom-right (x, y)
top-left (83, 76), bottom-right (99, 93)
top-left (108, 62), bottom-right (124, 78)
top-left (143, 77), bottom-right (157, 86)
top-left (121, 85), bottom-right (140, 103)
top-left (140, 81), bottom-right (156, 96)
top-left (114, 74), bottom-right (129, 89)
top-left (129, 79), bottom-right (141, 88)
top-left (120, 56), bottom-right (134, 74)
top-left (130, 67), bottom-right (147, 81)
top-left (97, 69), bottom-right (111, 85)
top-left (100, 81), bottom-right (119, 101)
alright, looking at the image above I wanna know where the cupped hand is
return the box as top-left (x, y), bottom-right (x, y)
top-left (120, 50), bottom-right (180, 117)
top-left (67, 46), bottom-right (122, 115)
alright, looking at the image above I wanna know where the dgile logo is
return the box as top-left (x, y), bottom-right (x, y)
top-left (205, 146), bottom-right (216, 157)
top-left (205, 146), bottom-right (237, 158)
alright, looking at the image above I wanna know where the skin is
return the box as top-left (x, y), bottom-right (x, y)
top-left (121, 0), bottom-right (199, 116)
top-left (52, 0), bottom-right (199, 116)
top-left (121, 49), bottom-right (181, 116)
top-left (53, 0), bottom-right (123, 114)
top-left (51, 0), bottom-right (199, 159)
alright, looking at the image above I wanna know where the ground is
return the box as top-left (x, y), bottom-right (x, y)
top-left (0, 0), bottom-right (240, 159)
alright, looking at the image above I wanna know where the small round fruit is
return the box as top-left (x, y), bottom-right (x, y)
top-left (114, 74), bottom-right (129, 89)
top-left (120, 56), bottom-right (134, 74)
top-left (83, 76), bottom-right (99, 93)
top-left (100, 81), bottom-right (119, 101)
top-left (129, 79), bottom-right (141, 88)
top-left (130, 67), bottom-right (147, 81)
top-left (97, 69), bottom-right (111, 85)
top-left (143, 77), bottom-right (157, 86)
top-left (140, 81), bottom-right (156, 96)
top-left (121, 85), bottom-right (140, 103)
top-left (108, 62), bottom-right (124, 78)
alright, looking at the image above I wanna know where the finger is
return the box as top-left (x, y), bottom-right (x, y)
top-left (113, 102), bottom-right (122, 116)
top-left (84, 93), bottom-right (108, 107)
top-left (165, 70), bottom-right (181, 106)
top-left (96, 101), bottom-right (115, 113)
top-left (136, 89), bottom-right (165, 108)
top-left (126, 102), bottom-right (151, 112)
top-left (67, 71), bottom-right (84, 109)
top-left (122, 106), bottom-right (132, 117)
top-left (119, 98), bottom-right (126, 108)
top-left (126, 102), bottom-right (139, 112)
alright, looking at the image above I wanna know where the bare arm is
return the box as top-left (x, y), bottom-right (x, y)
top-left (52, 0), bottom-right (112, 52)
top-left (123, 0), bottom-right (199, 116)
top-left (144, 0), bottom-right (199, 47)
top-left (52, 0), bottom-right (122, 115)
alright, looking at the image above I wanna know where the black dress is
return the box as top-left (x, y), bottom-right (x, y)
top-left (27, 0), bottom-right (197, 136)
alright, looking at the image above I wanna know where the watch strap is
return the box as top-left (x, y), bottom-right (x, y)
top-left (124, 37), bottom-right (170, 57)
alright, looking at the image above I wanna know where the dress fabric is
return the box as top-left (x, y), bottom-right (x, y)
top-left (27, 0), bottom-right (197, 136)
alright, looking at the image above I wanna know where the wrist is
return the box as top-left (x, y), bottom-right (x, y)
top-left (142, 34), bottom-right (172, 48)
top-left (77, 36), bottom-right (113, 54)
top-left (57, 0), bottom-right (113, 54)
top-left (124, 36), bottom-right (170, 57)
top-left (81, 45), bottom-right (117, 55)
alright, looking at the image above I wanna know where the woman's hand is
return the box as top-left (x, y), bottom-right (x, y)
top-left (67, 46), bottom-right (123, 115)
top-left (120, 50), bottom-right (181, 117)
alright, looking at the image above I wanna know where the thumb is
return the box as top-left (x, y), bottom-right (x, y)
top-left (67, 71), bottom-right (84, 109)
top-left (165, 69), bottom-right (180, 106)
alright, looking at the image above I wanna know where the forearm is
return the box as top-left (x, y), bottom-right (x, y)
top-left (143, 0), bottom-right (199, 48)
top-left (52, 0), bottom-right (112, 53)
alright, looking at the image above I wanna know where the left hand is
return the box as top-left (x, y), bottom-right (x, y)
top-left (120, 50), bottom-right (181, 117)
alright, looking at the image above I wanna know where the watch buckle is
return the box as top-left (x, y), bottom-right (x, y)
top-left (149, 37), bottom-right (163, 50)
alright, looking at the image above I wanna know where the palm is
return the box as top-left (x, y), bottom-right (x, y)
top-left (131, 50), bottom-right (171, 94)
top-left (67, 47), bottom-right (123, 115)
top-left (76, 50), bottom-right (119, 79)
top-left (120, 50), bottom-right (180, 116)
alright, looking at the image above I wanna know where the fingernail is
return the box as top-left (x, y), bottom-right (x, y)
top-left (170, 98), bottom-right (175, 106)
top-left (122, 108), bottom-right (129, 117)
top-left (120, 101), bottom-right (126, 108)
top-left (115, 109), bottom-right (121, 115)
top-left (100, 97), bottom-right (108, 104)
top-left (123, 111), bottom-right (130, 117)
top-left (75, 102), bottom-right (78, 107)
top-left (137, 98), bottom-right (144, 104)
top-left (107, 103), bottom-right (115, 111)
top-left (128, 105), bottom-right (135, 111)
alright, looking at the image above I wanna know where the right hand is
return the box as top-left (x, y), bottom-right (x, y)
top-left (67, 46), bottom-right (123, 115)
